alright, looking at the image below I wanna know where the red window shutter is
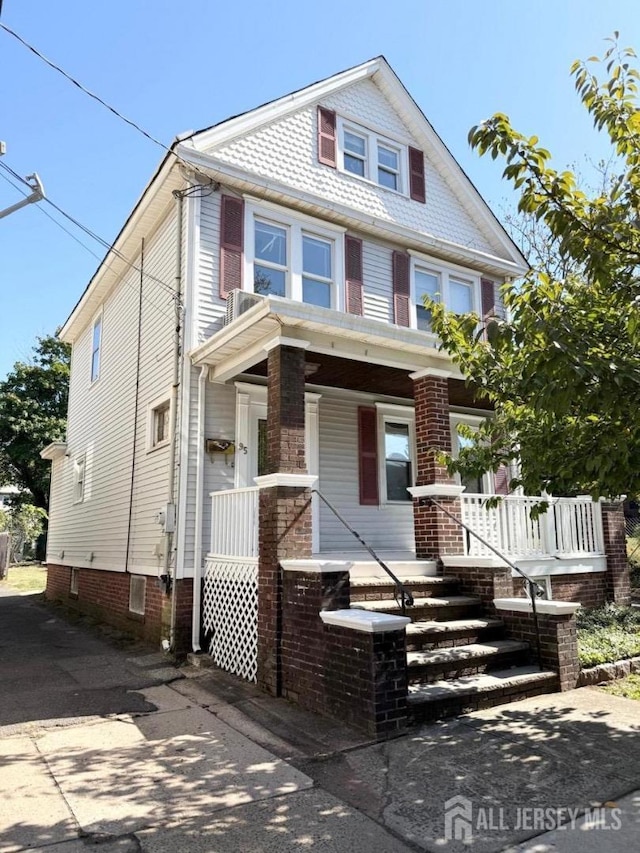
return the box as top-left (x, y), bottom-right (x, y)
top-left (481, 278), bottom-right (496, 319)
top-left (409, 147), bottom-right (426, 203)
top-left (317, 106), bottom-right (337, 168)
top-left (494, 464), bottom-right (510, 495)
top-left (392, 251), bottom-right (410, 327)
top-left (358, 406), bottom-right (379, 505)
top-left (219, 196), bottom-right (244, 299)
top-left (345, 235), bottom-right (363, 315)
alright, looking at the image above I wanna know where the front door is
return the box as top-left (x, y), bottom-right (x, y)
top-left (234, 383), bottom-right (321, 552)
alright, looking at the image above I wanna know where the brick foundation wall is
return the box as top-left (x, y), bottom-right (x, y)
top-left (45, 564), bottom-right (193, 652)
top-left (549, 573), bottom-right (607, 608)
top-left (281, 570), bottom-right (408, 739)
top-left (500, 610), bottom-right (579, 691)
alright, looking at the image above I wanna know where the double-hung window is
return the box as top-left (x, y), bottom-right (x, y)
top-left (246, 201), bottom-right (344, 310)
top-left (411, 255), bottom-right (480, 333)
top-left (73, 455), bottom-right (85, 504)
top-left (376, 403), bottom-right (415, 503)
top-left (338, 119), bottom-right (406, 194)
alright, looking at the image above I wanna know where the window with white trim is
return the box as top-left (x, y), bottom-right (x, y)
top-left (338, 118), bottom-right (406, 194)
top-left (411, 256), bottom-right (480, 332)
top-left (73, 455), bottom-right (85, 504)
top-left (449, 413), bottom-right (493, 495)
top-left (246, 202), bottom-right (344, 310)
top-left (147, 394), bottom-right (172, 452)
top-left (376, 404), bottom-right (415, 503)
top-left (90, 314), bottom-right (102, 383)
top-left (70, 567), bottom-right (79, 596)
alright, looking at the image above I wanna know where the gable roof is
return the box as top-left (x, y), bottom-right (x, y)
top-left (183, 56), bottom-right (526, 269)
top-left (61, 57), bottom-right (527, 342)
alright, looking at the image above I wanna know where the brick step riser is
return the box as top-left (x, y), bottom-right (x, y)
top-left (408, 679), bottom-right (559, 723)
top-left (350, 583), bottom-right (459, 602)
top-left (406, 627), bottom-right (505, 652)
top-left (407, 650), bottom-right (533, 684)
top-left (384, 604), bottom-right (482, 622)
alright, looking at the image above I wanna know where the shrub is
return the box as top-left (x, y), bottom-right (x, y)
top-left (577, 604), bottom-right (640, 667)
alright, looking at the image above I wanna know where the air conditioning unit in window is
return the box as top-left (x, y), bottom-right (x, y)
top-left (224, 289), bottom-right (263, 326)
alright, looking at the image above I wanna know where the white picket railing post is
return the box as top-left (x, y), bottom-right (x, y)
top-left (460, 493), bottom-right (605, 560)
top-left (209, 487), bottom-right (260, 559)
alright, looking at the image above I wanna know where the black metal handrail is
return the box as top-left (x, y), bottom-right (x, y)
top-left (422, 496), bottom-right (545, 671)
top-left (312, 489), bottom-right (414, 615)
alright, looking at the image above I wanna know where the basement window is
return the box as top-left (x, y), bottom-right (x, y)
top-left (70, 568), bottom-right (79, 597)
top-left (129, 575), bottom-right (146, 615)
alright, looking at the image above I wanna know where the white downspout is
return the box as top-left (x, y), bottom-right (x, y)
top-left (191, 364), bottom-right (208, 652)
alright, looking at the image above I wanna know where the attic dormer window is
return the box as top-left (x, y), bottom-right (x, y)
top-left (338, 118), bottom-right (406, 195)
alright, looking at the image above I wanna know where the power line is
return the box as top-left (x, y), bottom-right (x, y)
top-left (0, 159), bottom-right (180, 300)
top-left (0, 22), bottom-right (209, 181)
top-left (0, 166), bottom-right (175, 323)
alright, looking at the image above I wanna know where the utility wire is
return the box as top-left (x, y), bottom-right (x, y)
top-left (0, 159), bottom-right (181, 300)
top-left (0, 166), bottom-right (175, 322)
top-left (0, 22), bottom-right (209, 180)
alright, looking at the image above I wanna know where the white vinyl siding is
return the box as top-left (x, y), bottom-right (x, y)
top-left (45, 209), bottom-right (179, 575)
top-left (318, 393), bottom-right (414, 552)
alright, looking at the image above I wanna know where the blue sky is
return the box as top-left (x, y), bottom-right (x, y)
top-left (1, 0), bottom-right (639, 377)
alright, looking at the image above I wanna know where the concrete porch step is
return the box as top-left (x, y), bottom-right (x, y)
top-left (407, 666), bottom-right (558, 722)
top-left (405, 616), bottom-right (506, 650)
top-left (349, 575), bottom-right (459, 602)
top-left (406, 640), bottom-right (530, 683)
top-left (351, 595), bottom-right (481, 621)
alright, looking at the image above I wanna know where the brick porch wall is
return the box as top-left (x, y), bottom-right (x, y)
top-left (45, 564), bottom-right (193, 652)
top-left (499, 609), bottom-right (579, 691)
top-left (601, 502), bottom-right (631, 606)
top-left (281, 569), bottom-right (408, 739)
top-left (550, 573), bottom-right (607, 608)
top-left (412, 373), bottom-right (464, 559)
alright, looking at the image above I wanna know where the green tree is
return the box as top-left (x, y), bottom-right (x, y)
top-left (0, 505), bottom-right (48, 563)
top-left (429, 36), bottom-right (640, 501)
top-left (0, 334), bottom-right (70, 510)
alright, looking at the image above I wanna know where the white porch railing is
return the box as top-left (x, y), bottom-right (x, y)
top-left (209, 487), bottom-right (259, 559)
top-left (460, 494), bottom-right (604, 560)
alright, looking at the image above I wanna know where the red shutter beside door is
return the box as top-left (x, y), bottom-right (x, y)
top-left (219, 196), bottom-right (244, 299)
top-left (392, 251), bottom-right (411, 327)
top-left (409, 147), bottom-right (426, 203)
top-left (358, 406), bottom-right (379, 505)
top-left (345, 235), bottom-right (364, 315)
top-left (317, 107), bottom-right (337, 168)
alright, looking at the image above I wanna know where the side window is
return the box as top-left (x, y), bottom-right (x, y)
top-left (148, 396), bottom-right (171, 451)
top-left (91, 314), bottom-right (102, 383)
top-left (73, 455), bottom-right (85, 504)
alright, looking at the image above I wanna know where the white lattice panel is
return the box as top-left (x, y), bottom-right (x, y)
top-left (202, 558), bottom-right (258, 682)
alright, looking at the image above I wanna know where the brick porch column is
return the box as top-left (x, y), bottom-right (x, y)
top-left (408, 368), bottom-right (464, 561)
top-left (601, 501), bottom-right (631, 606)
top-left (255, 338), bottom-right (316, 696)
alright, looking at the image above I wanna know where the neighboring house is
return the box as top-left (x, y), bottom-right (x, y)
top-left (42, 58), bottom-right (629, 734)
top-left (0, 485), bottom-right (20, 509)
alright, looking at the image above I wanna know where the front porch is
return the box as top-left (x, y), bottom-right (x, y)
top-left (190, 295), bottom-right (630, 737)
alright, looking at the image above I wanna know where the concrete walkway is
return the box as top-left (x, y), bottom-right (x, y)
top-left (1, 586), bottom-right (639, 852)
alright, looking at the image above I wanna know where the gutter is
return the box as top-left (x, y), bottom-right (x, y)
top-left (191, 365), bottom-right (209, 653)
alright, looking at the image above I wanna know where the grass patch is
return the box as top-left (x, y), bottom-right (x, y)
top-left (600, 673), bottom-right (640, 701)
top-left (577, 603), bottom-right (640, 668)
top-left (0, 564), bottom-right (46, 594)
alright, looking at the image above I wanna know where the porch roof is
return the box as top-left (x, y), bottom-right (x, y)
top-left (189, 296), bottom-right (463, 383)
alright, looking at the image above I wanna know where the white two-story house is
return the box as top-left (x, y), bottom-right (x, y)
top-left (43, 59), bottom-right (626, 730)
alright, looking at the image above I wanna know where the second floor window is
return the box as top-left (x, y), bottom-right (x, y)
top-left (247, 203), bottom-right (343, 310)
top-left (91, 315), bottom-right (102, 383)
top-left (411, 257), bottom-right (480, 333)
